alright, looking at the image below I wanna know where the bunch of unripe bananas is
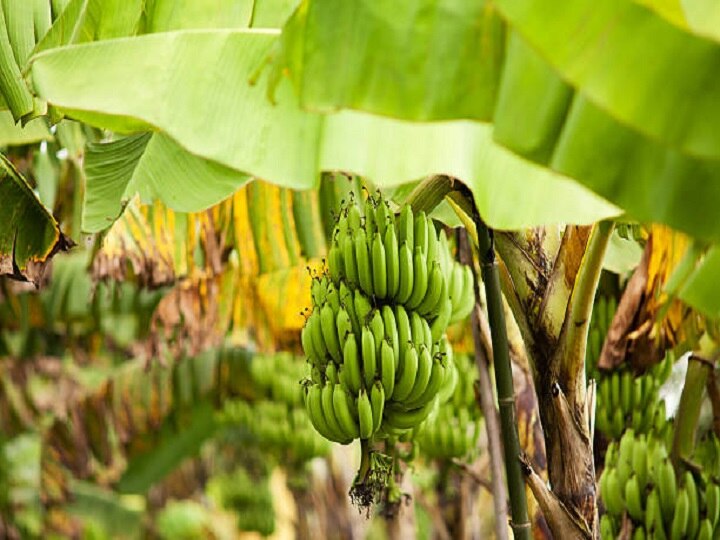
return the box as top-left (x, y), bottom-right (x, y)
top-left (222, 352), bottom-right (330, 461)
top-left (415, 353), bottom-right (482, 459)
top-left (223, 399), bottom-right (331, 461)
top-left (600, 429), bottom-right (720, 540)
top-left (587, 294), bottom-right (674, 440)
top-left (250, 352), bottom-right (306, 407)
top-left (301, 193), bottom-right (473, 444)
top-left (594, 354), bottom-right (673, 440)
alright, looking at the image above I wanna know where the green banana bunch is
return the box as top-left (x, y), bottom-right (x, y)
top-left (594, 358), bottom-right (673, 440)
top-left (415, 353), bottom-right (482, 459)
top-left (302, 192), bottom-right (465, 442)
top-left (588, 291), bottom-right (675, 440)
top-left (303, 191), bottom-right (476, 508)
top-left (599, 429), bottom-right (720, 540)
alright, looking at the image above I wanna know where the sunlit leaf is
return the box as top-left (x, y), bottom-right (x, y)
top-left (321, 111), bottom-right (619, 229)
top-left (142, 0), bottom-right (253, 32)
top-left (277, 0), bottom-right (504, 120)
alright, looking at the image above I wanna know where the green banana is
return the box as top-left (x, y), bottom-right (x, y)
top-left (369, 310), bottom-right (385, 354)
top-left (336, 306), bottom-right (353, 347)
top-left (397, 204), bottom-right (414, 247)
top-left (382, 304), bottom-right (400, 368)
top-left (301, 320), bottom-right (319, 363)
top-left (602, 468), bottom-right (626, 517)
top-left (339, 281), bottom-right (360, 335)
top-left (306, 385), bottom-right (335, 441)
top-left (361, 326), bottom-right (377, 389)
top-left (371, 381), bottom-right (385, 433)
top-left (354, 289), bottom-right (372, 324)
top-left (611, 372), bottom-right (621, 409)
top-left (425, 218), bottom-right (438, 265)
top-left (375, 199), bottom-right (392, 237)
top-left (326, 282), bottom-right (340, 312)
top-left (308, 309), bottom-right (328, 363)
top-left (600, 515), bottom-right (615, 540)
top-left (670, 488), bottom-right (689, 540)
top-left (645, 488), bottom-right (666, 540)
top-left (683, 471), bottom-right (699, 539)
top-left (325, 362), bottom-right (339, 384)
top-left (658, 458), bottom-right (677, 521)
top-left (449, 265), bottom-right (475, 323)
top-left (407, 357), bottom-right (445, 409)
top-left (342, 233), bottom-right (358, 286)
top-left (621, 370), bottom-right (632, 412)
top-left (327, 240), bottom-right (343, 282)
top-left (347, 203), bottom-right (362, 233)
top-left (380, 339), bottom-right (396, 399)
top-left (407, 246), bottom-right (429, 309)
top-left (355, 228), bottom-right (374, 297)
top-left (438, 360), bottom-right (458, 403)
top-left (632, 436), bottom-right (648, 488)
top-left (396, 241), bottom-right (414, 304)
top-left (364, 197), bottom-right (376, 236)
top-left (357, 389), bottom-right (374, 439)
top-left (322, 382), bottom-right (350, 443)
top-left (320, 303), bottom-right (341, 361)
top-left (706, 482), bottom-right (720, 527)
top-left (697, 519), bottom-right (713, 540)
top-left (395, 304), bottom-right (412, 372)
top-left (417, 262), bottom-right (444, 316)
top-left (385, 224), bottom-right (400, 299)
top-left (449, 264), bottom-right (464, 309)
top-left (414, 210), bottom-right (429, 255)
top-left (333, 384), bottom-right (360, 440)
top-left (383, 396), bottom-right (437, 430)
top-left (410, 311), bottom-right (426, 351)
top-left (343, 333), bottom-right (362, 394)
top-left (625, 474), bottom-right (645, 522)
top-left (372, 232), bottom-right (388, 299)
top-left (393, 342), bottom-right (419, 402)
top-left (430, 295), bottom-right (453, 342)
top-left (406, 344), bottom-right (432, 404)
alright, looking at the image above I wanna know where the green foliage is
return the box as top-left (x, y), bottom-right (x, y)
top-left (155, 500), bottom-right (209, 540)
top-left (207, 467), bottom-right (275, 536)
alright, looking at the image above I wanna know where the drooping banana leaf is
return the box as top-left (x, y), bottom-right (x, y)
top-left (494, 0), bottom-right (720, 160)
top-left (29, 30), bottom-right (618, 231)
top-left (0, 153), bottom-right (71, 284)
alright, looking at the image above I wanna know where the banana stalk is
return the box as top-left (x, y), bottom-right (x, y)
top-left (475, 216), bottom-right (531, 540)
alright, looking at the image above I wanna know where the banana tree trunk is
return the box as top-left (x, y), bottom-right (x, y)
top-left (493, 221), bottom-right (614, 538)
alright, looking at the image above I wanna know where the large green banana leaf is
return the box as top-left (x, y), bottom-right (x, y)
top-left (29, 30), bottom-right (618, 230)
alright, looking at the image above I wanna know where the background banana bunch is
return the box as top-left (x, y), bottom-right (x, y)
top-left (301, 192), bottom-right (473, 447)
top-left (415, 353), bottom-right (483, 460)
top-left (221, 352), bottom-right (331, 462)
top-left (588, 295), bottom-right (674, 440)
top-left (594, 356), bottom-right (673, 441)
top-left (599, 429), bottom-right (720, 540)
